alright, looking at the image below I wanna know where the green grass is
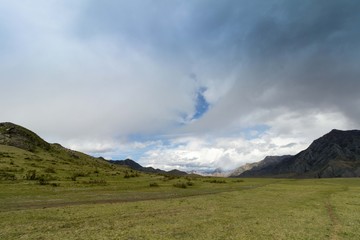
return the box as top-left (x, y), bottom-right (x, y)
top-left (1, 178), bottom-right (360, 239)
top-left (1, 144), bottom-right (360, 239)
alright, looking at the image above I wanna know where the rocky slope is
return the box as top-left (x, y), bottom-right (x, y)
top-left (239, 129), bottom-right (360, 178)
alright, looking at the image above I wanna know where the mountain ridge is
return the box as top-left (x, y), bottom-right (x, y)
top-left (238, 129), bottom-right (360, 178)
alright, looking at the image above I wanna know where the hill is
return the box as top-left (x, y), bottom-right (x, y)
top-left (0, 122), bottom-right (51, 152)
top-left (238, 129), bottom-right (360, 178)
top-left (0, 122), bottom-right (125, 182)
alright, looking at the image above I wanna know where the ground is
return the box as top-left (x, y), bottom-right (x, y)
top-left (1, 177), bottom-right (360, 239)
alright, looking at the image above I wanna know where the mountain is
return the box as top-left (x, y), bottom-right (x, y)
top-left (239, 129), bottom-right (360, 178)
top-left (230, 155), bottom-right (292, 177)
top-left (109, 159), bottom-right (189, 176)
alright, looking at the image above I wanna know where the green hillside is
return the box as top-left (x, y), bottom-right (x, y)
top-left (0, 122), bottom-right (126, 184)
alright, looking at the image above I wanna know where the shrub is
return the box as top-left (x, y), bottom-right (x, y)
top-left (162, 175), bottom-right (179, 181)
top-left (233, 179), bottom-right (244, 183)
top-left (186, 181), bottom-right (194, 186)
top-left (70, 171), bottom-right (88, 181)
top-left (37, 174), bottom-right (55, 185)
top-left (38, 175), bottom-right (49, 185)
top-left (124, 170), bottom-right (140, 178)
top-left (24, 170), bottom-right (37, 180)
top-left (70, 174), bottom-right (77, 181)
top-left (149, 182), bottom-right (159, 187)
top-left (173, 182), bottom-right (187, 188)
top-left (44, 167), bottom-right (56, 173)
top-left (0, 172), bottom-right (17, 181)
top-left (204, 179), bottom-right (227, 184)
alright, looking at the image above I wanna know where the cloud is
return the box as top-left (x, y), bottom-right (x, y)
top-left (1, 0), bottom-right (360, 171)
top-left (140, 110), bottom-right (354, 171)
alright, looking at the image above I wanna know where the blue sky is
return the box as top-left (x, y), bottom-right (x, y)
top-left (192, 87), bottom-right (210, 121)
top-left (1, 0), bottom-right (360, 171)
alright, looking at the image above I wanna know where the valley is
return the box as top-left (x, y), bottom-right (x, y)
top-left (1, 122), bottom-right (360, 239)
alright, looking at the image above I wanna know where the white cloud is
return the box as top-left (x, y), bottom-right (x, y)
top-left (1, 1), bottom-right (360, 172)
top-left (139, 110), bottom-right (355, 172)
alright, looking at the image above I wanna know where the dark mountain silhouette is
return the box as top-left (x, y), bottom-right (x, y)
top-left (239, 129), bottom-right (360, 178)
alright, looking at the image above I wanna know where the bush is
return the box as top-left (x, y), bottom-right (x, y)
top-left (233, 179), bottom-right (244, 183)
top-left (204, 179), bottom-right (227, 184)
top-left (70, 171), bottom-right (88, 181)
top-left (24, 170), bottom-right (37, 180)
top-left (149, 182), bottom-right (159, 187)
top-left (0, 172), bottom-right (17, 181)
top-left (162, 175), bottom-right (178, 181)
top-left (186, 181), bottom-right (194, 186)
top-left (37, 174), bottom-right (55, 185)
top-left (173, 182), bottom-right (187, 188)
top-left (38, 175), bottom-right (49, 185)
top-left (124, 170), bottom-right (140, 178)
top-left (70, 174), bottom-right (77, 181)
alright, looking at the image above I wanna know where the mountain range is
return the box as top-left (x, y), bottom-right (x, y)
top-left (235, 129), bottom-right (360, 178)
top-left (1, 122), bottom-right (360, 179)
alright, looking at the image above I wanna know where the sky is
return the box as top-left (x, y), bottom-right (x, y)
top-left (1, 0), bottom-right (360, 172)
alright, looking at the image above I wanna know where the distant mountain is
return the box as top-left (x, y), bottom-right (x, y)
top-left (109, 159), bottom-right (144, 170)
top-left (206, 168), bottom-right (233, 177)
top-left (109, 159), bottom-right (189, 176)
top-left (230, 155), bottom-right (291, 177)
top-left (239, 129), bottom-right (360, 178)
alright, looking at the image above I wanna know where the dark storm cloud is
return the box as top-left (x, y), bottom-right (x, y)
top-left (178, 0), bottom-right (360, 134)
top-left (245, 0), bottom-right (360, 119)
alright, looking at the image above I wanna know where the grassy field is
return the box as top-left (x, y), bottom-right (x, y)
top-left (1, 143), bottom-right (360, 239)
top-left (1, 176), bottom-right (360, 239)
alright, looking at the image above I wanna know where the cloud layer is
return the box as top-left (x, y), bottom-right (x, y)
top-left (1, 0), bottom-right (359, 171)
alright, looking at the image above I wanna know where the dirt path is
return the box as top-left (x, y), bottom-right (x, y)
top-left (325, 199), bottom-right (341, 240)
top-left (1, 183), bottom-right (276, 212)
top-left (0, 188), bottom-right (240, 212)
